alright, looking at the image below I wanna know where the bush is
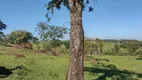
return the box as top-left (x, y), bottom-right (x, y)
top-left (60, 45), bottom-right (69, 54)
top-left (21, 42), bottom-right (33, 50)
top-left (0, 41), bottom-right (8, 46)
top-left (135, 50), bottom-right (142, 56)
top-left (103, 50), bottom-right (115, 55)
top-left (61, 40), bottom-right (70, 49)
top-left (42, 40), bottom-right (61, 54)
top-left (7, 30), bottom-right (33, 44)
top-left (42, 41), bottom-right (52, 53)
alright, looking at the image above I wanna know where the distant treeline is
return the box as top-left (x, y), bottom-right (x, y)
top-left (102, 39), bottom-right (140, 42)
top-left (84, 38), bottom-right (141, 42)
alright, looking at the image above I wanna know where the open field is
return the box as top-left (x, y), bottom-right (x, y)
top-left (0, 45), bottom-right (142, 80)
top-left (103, 42), bottom-right (115, 51)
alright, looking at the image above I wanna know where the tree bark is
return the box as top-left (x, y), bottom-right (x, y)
top-left (66, 1), bottom-right (84, 80)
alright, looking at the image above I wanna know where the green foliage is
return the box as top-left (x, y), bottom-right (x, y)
top-left (61, 40), bottom-right (70, 49)
top-left (32, 37), bottom-right (39, 44)
top-left (42, 40), bottom-right (61, 53)
top-left (0, 34), bottom-right (8, 46)
top-left (0, 47), bottom-right (141, 80)
top-left (0, 20), bottom-right (6, 34)
top-left (96, 38), bottom-right (104, 54)
top-left (36, 22), bottom-right (68, 54)
top-left (103, 50), bottom-right (115, 55)
top-left (84, 40), bottom-right (98, 55)
top-left (113, 43), bottom-right (120, 53)
top-left (7, 30), bottom-right (33, 44)
top-left (136, 50), bottom-right (142, 56)
top-left (120, 41), bottom-right (140, 55)
top-left (45, 0), bottom-right (96, 21)
top-left (84, 38), bottom-right (104, 55)
top-left (36, 22), bottom-right (68, 40)
top-left (42, 41), bottom-right (52, 53)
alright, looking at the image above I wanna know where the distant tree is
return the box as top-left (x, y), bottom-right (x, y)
top-left (114, 43), bottom-right (120, 54)
top-left (120, 41), bottom-right (139, 55)
top-left (0, 20), bottom-right (6, 34)
top-left (96, 38), bottom-right (104, 54)
top-left (36, 22), bottom-right (68, 40)
top-left (127, 42), bottom-right (139, 55)
top-left (84, 40), bottom-right (98, 55)
top-left (7, 30), bottom-right (33, 44)
top-left (36, 22), bottom-right (68, 54)
top-left (32, 37), bottom-right (39, 44)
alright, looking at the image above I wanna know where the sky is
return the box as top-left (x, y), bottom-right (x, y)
top-left (0, 0), bottom-right (142, 40)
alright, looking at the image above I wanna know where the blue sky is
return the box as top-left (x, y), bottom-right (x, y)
top-left (0, 0), bottom-right (142, 40)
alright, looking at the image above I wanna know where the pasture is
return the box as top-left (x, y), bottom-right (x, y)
top-left (0, 45), bottom-right (142, 80)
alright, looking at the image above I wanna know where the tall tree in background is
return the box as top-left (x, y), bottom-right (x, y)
top-left (96, 38), bottom-right (104, 54)
top-left (45, 0), bottom-right (95, 80)
top-left (7, 30), bottom-right (33, 44)
top-left (36, 22), bottom-right (68, 40)
top-left (0, 20), bottom-right (6, 34)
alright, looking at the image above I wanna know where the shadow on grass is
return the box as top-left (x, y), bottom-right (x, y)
top-left (85, 66), bottom-right (142, 80)
top-left (0, 66), bottom-right (23, 78)
top-left (136, 57), bottom-right (142, 60)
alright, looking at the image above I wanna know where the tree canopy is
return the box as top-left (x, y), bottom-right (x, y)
top-left (36, 22), bottom-right (68, 40)
top-left (45, 0), bottom-right (95, 21)
top-left (0, 20), bottom-right (6, 34)
top-left (7, 30), bottom-right (33, 44)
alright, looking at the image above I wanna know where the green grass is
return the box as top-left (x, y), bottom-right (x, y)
top-left (0, 45), bottom-right (142, 80)
top-left (103, 42), bottom-right (115, 51)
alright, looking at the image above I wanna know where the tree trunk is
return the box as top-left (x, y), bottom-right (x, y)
top-left (66, 1), bottom-right (84, 80)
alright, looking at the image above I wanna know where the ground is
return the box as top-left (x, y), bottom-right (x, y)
top-left (0, 45), bottom-right (142, 80)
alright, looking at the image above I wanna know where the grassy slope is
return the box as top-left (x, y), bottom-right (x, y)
top-left (0, 46), bottom-right (142, 80)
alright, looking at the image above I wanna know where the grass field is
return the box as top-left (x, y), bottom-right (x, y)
top-left (0, 45), bottom-right (142, 80)
top-left (103, 42), bottom-right (115, 51)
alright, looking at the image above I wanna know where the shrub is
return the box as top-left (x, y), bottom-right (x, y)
top-left (103, 50), bottom-right (115, 55)
top-left (61, 40), bottom-right (70, 49)
top-left (41, 40), bottom-right (61, 55)
top-left (7, 30), bottom-right (33, 44)
top-left (21, 42), bottom-right (33, 49)
top-left (135, 50), bottom-right (142, 56)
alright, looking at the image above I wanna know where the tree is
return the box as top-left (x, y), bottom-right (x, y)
top-left (36, 22), bottom-right (68, 54)
top-left (96, 38), bottom-right (104, 54)
top-left (114, 43), bottom-right (120, 54)
top-left (0, 20), bottom-right (6, 34)
top-left (127, 42), bottom-right (139, 55)
top-left (7, 30), bottom-right (33, 44)
top-left (32, 36), bottom-right (39, 44)
top-left (84, 40), bottom-right (98, 55)
top-left (36, 22), bottom-right (68, 40)
top-left (45, 0), bottom-right (95, 79)
top-left (120, 41), bottom-right (139, 55)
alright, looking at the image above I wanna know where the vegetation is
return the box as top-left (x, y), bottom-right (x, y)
top-left (35, 23), bottom-right (68, 55)
top-left (7, 30), bottom-right (33, 45)
top-left (36, 22), bottom-right (68, 40)
top-left (0, 0), bottom-right (142, 80)
top-left (0, 20), bottom-right (6, 34)
top-left (0, 45), bottom-right (142, 80)
top-left (31, 37), bottom-right (39, 44)
top-left (45, 0), bottom-right (97, 79)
